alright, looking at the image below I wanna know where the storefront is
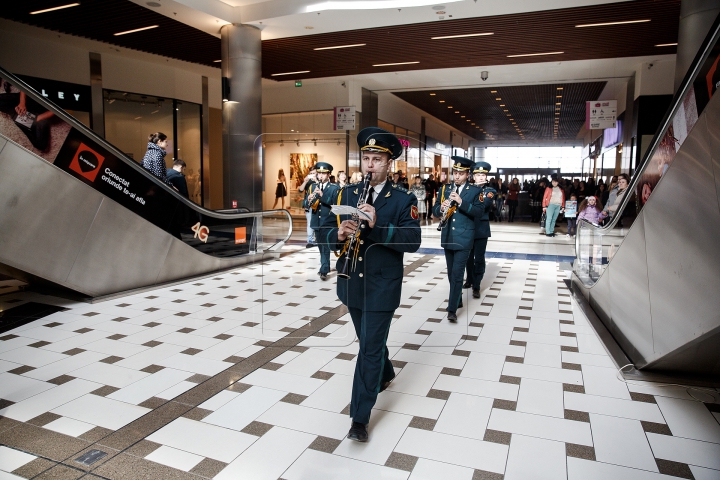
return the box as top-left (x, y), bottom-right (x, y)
top-left (424, 136), bottom-right (452, 183)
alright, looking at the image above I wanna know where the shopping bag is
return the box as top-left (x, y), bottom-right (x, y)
top-left (540, 212), bottom-right (546, 229)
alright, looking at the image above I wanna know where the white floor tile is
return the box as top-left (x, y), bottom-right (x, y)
top-left (567, 457), bottom-right (676, 480)
top-left (458, 340), bottom-right (525, 357)
top-left (145, 445), bottom-right (204, 472)
top-left (373, 391), bottom-right (445, 420)
top-left (434, 393), bottom-right (493, 440)
top-left (516, 379), bottom-right (564, 418)
top-left (257, 401), bottom-right (349, 440)
top-left (488, 408), bottom-right (592, 446)
top-left (0, 379), bottom-right (101, 422)
top-left (301, 374), bottom-right (353, 413)
top-left (114, 343), bottom-right (186, 370)
top-left (282, 449), bottom-right (409, 480)
top-left (590, 413), bottom-right (658, 471)
top-left (433, 374), bottom-right (518, 401)
top-left (392, 349), bottom-right (467, 369)
top-left (156, 353), bottom-right (230, 376)
top-left (202, 387), bottom-right (286, 432)
top-left (0, 372), bottom-right (54, 402)
top-left (582, 365), bottom-right (630, 399)
top-left (505, 435), bottom-right (566, 480)
top-left (335, 409), bottom-right (412, 464)
top-left (564, 392), bottom-right (665, 423)
top-left (321, 358), bottom-right (357, 376)
top-left (0, 347), bottom-right (67, 368)
top-left (511, 331), bottom-right (577, 347)
top-left (278, 349), bottom-right (338, 377)
top-left (386, 363), bottom-right (443, 396)
top-left (689, 465), bottom-right (720, 480)
top-left (69, 362), bottom-right (149, 389)
top-left (197, 390), bottom-right (240, 411)
top-left (242, 369), bottom-right (324, 396)
top-left (395, 427), bottom-right (508, 473)
top-left (408, 458), bottom-right (474, 480)
top-left (647, 432), bottom-right (720, 470)
top-left (148, 417), bottom-right (257, 463)
top-left (575, 333), bottom-right (607, 355)
top-left (157, 381), bottom-right (195, 400)
top-left (51, 394), bottom-right (150, 430)
top-left (107, 368), bottom-right (190, 405)
top-left (195, 336), bottom-right (259, 361)
top-left (0, 446), bottom-right (36, 473)
top-left (22, 351), bottom-right (107, 382)
top-left (215, 426), bottom-right (315, 480)
top-left (503, 362), bottom-right (582, 385)
top-left (561, 351), bottom-right (615, 368)
top-left (524, 343), bottom-right (561, 368)
top-left (460, 352), bottom-right (505, 381)
top-left (43, 417), bottom-right (95, 437)
top-left (654, 396), bottom-right (720, 443)
top-left (80, 339), bottom-right (149, 358)
top-left (477, 324), bottom-right (514, 345)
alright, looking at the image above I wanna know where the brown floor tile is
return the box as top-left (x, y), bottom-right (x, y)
top-left (441, 367), bottom-right (462, 376)
top-left (290, 346), bottom-right (309, 353)
top-left (483, 429), bottom-right (512, 445)
top-left (311, 371), bottom-right (334, 380)
top-left (107, 334), bottom-right (126, 340)
top-left (125, 439), bottom-right (162, 458)
top-left (563, 383), bottom-right (585, 394)
top-left (402, 343), bottom-right (421, 350)
top-left (143, 340), bottom-right (163, 347)
top-left (9, 366), bottom-right (36, 375)
top-left (11, 457), bottom-right (56, 479)
top-left (143, 322), bottom-right (161, 328)
top-left (92, 452), bottom-right (196, 479)
top-left (560, 332), bottom-right (577, 337)
top-left (100, 356), bottom-right (124, 364)
top-left (630, 392), bottom-right (656, 403)
top-left (427, 389), bottom-right (451, 400)
top-left (340, 404), bottom-right (351, 415)
top-left (505, 356), bottom-right (524, 364)
top-left (493, 399), bottom-right (517, 411)
top-left (0, 334), bottom-right (19, 340)
top-left (91, 385), bottom-right (120, 397)
top-left (0, 423), bottom-right (91, 462)
top-left (472, 469), bottom-right (504, 480)
top-left (62, 348), bottom-right (86, 356)
top-left (408, 416), bottom-right (436, 431)
top-left (562, 362), bottom-right (582, 371)
top-left (566, 443), bottom-right (596, 460)
top-left (513, 327), bottom-right (529, 333)
top-left (32, 464), bottom-right (85, 479)
top-left (186, 374), bottom-right (212, 384)
top-left (260, 362), bottom-right (282, 371)
top-left (564, 409), bottom-right (590, 423)
top-left (189, 458), bottom-right (228, 478)
top-left (214, 334), bottom-right (233, 340)
top-left (308, 435), bottom-right (343, 454)
top-left (499, 376), bottom-right (521, 385)
top-left (0, 416), bottom-right (24, 434)
top-left (641, 421), bottom-right (672, 435)
top-left (138, 397), bottom-right (167, 409)
top-left (47, 375), bottom-right (76, 385)
top-left (206, 316), bottom-right (223, 322)
top-left (385, 452), bottom-right (418, 472)
top-left (140, 364), bottom-right (165, 374)
top-left (280, 393), bottom-right (308, 405)
top-left (255, 340), bottom-right (273, 347)
top-left (452, 349), bottom-right (471, 357)
top-left (226, 382), bottom-right (252, 393)
top-left (223, 355), bottom-right (245, 364)
top-left (392, 360), bottom-right (407, 369)
top-left (560, 346), bottom-right (579, 353)
top-left (27, 412), bottom-right (62, 427)
top-left (509, 340), bottom-right (526, 347)
top-left (655, 459), bottom-right (694, 479)
top-left (182, 407), bottom-right (212, 421)
top-left (180, 348), bottom-right (202, 356)
top-left (78, 426), bottom-right (113, 443)
top-left (29, 341), bottom-right (52, 348)
top-left (240, 421), bottom-right (274, 437)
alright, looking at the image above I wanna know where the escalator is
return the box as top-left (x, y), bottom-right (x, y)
top-left (572, 14), bottom-right (720, 383)
top-left (0, 67), bottom-right (292, 299)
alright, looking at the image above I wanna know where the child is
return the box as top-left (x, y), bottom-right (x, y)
top-left (565, 194), bottom-right (578, 237)
top-left (577, 196), bottom-right (606, 226)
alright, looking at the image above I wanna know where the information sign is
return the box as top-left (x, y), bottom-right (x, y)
top-left (586, 100), bottom-right (617, 129)
top-left (333, 106), bottom-right (356, 130)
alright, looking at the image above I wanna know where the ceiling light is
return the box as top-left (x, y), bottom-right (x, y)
top-left (430, 93), bottom-right (436, 96)
top-left (431, 32), bottom-right (494, 40)
top-left (439, 100), bottom-right (445, 103)
top-left (507, 51), bottom-right (564, 58)
top-left (271, 70), bottom-right (310, 76)
top-left (576, 19), bottom-right (650, 28)
top-left (114, 25), bottom-right (159, 36)
top-left (555, 112), bottom-right (560, 115)
top-left (557, 87), bottom-right (564, 90)
top-left (448, 106), bottom-right (453, 109)
top-left (655, 43), bottom-right (678, 47)
top-left (466, 120), bottom-right (471, 122)
top-left (556, 95), bottom-right (562, 98)
top-left (214, 60), bottom-right (221, 63)
top-left (30, 3), bottom-right (80, 14)
top-left (306, 0), bottom-right (464, 13)
top-left (471, 123), bottom-right (475, 125)
top-left (499, 104), bottom-right (505, 107)
top-left (490, 90), bottom-right (497, 93)
top-left (134, 116), bottom-right (142, 120)
top-left (503, 109), bottom-right (508, 112)
top-left (372, 61), bottom-right (420, 67)
top-left (495, 98), bottom-right (501, 101)
top-left (314, 43), bottom-right (366, 50)
top-left (556, 103), bottom-right (561, 105)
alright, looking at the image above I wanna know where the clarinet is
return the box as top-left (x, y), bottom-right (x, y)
top-left (437, 184), bottom-right (458, 231)
top-left (337, 173), bottom-right (373, 279)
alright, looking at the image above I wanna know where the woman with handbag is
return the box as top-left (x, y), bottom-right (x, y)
top-left (542, 174), bottom-right (565, 237)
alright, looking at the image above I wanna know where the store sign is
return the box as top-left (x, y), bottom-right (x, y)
top-left (18, 75), bottom-right (92, 112)
top-left (586, 100), bottom-right (617, 129)
top-left (333, 106), bottom-right (356, 130)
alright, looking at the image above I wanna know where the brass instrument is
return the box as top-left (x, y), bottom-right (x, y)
top-left (337, 173), bottom-right (373, 279)
top-left (437, 184), bottom-right (458, 231)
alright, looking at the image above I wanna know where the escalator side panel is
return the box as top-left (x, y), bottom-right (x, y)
top-left (64, 198), bottom-right (173, 297)
top-left (643, 107), bottom-right (720, 361)
top-left (154, 238), bottom-right (230, 286)
top-left (706, 97), bottom-right (720, 220)
top-left (0, 140), bottom-right (104, 285)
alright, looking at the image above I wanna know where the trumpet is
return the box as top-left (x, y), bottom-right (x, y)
top-left (337, 173), bottom-right (373, 279)
top-left (437, 186), bottom-right (458, 231)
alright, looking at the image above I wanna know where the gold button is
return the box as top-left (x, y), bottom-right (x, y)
top-left (452, 227), bottom-right (455, 230)
top-left (359, 257), bottom-right (363, 261)
top-left (359, 273), bottom-right (363, 277)
top-left (361, 225), bottom-right (365, 229)
top-left (453, 218), bottom-right (456, 221)
top-left (360, 240), bottom-right (364, 245)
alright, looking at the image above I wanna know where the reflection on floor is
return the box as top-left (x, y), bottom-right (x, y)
top-left (0, 235), bottom-right (719, 479)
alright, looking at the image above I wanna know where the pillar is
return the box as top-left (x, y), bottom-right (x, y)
top-left (674, 0), bottom-right (720, 91)
top-left (221, 24), bottom-right (262, 211)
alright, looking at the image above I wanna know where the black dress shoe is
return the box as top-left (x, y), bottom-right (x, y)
top-left (380, 376), bottom-right (395, 392)
top-left (347, 422), bottom-right (368, 442)
top-left (458, 300), bottom-right (463, 308)
top-left (463, 281), bottom-right (472, 288)
top-left (306, 243), bottom-right (314, 248)
top-left (473, 289), bottom-right (480, 299)
top-left (320, 273), bottom-right (328, 280)
top-left (448, 312), bottom-right (458, 323)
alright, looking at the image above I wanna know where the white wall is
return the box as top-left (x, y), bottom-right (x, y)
top-left (262, 77), bottom-right (352, 114)
top-left (635, 58), bottom-right (676, 98)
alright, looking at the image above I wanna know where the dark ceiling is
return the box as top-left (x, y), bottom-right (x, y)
top-left (394, 82), bottom-right (607, 142)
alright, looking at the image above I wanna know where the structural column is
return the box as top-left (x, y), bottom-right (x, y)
top-left (674, 0), bottom-right (720, 91)
top-left (221, 24), bottom-right (262, 210)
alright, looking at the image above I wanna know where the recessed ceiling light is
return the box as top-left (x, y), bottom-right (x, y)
top-left (271, 70), bottom-right (311, 76)
top-left (499, 104), bottom-right (505, 107)
top-left (490, 90), bottom-right (497, 93)
top-left (556, 95), bottom-right (562, 98)
top-left (448, 106), bottom-right (453, 109)
top-left (556, 102), bottom-right (561, 105)
top-left (30, 3), bottom-right (80, 14)
top-left (557, 87), bottom-right (564, 90)
top-left (114, 25), bottom-right (159, 36)
top-left (430, 93), bottom-right (436, 96)
top-left (214, 60), bottom-right (221, 63)
top-left (495, 98), bottom-right (501, 101)
top-left (555, 112), bottom-right (560, 115)
top-left (372, 61), bottom-right (420, 67)
top-left (314, 43), bottom-right (366, 50)
top-left (431, 32), bottom-right (493, 40)
top-left (507, 51), bottom-right (564, 58)
top-left (576, 19), bottom-right (650, 28)
top-left (461, 115), bottom-right (465, 117)
top-left (503, 109), bottom-right (508, 112)
top-left (439, 100), bottom-right (445, 103)
top-left (655, 43), bottom-right (678, 47)
top-left (506, 114), bottom-right (511, 116)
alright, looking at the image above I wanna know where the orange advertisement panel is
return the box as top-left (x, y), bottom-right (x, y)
top-left (234, 227), bottom-right (246, 244)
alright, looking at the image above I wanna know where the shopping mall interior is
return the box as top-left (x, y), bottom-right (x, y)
top-left (1, 0), bottom-right (720, 479)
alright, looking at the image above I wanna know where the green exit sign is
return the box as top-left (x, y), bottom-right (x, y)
top-left (295, 81), bottom-right (302, 87)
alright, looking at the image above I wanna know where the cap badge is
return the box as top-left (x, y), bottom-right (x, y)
top-left (368, 138), bottom-right (376, 145)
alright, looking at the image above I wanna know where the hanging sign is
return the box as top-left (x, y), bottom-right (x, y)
top-left (333, 106), bottom-right (356, 130)
top-left (586, 100), bottom-right (617, 129)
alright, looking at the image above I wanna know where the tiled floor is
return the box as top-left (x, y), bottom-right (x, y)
top-left (0, 222), bottom-right (718, 479)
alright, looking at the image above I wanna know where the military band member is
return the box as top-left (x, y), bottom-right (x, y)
top-left (433, 156), bottom-right (483, 322)
top-left (464, 161), bottom-right (496, 299)
top-left (298, 166), bottom-right (318, 248)
top-left (320, 127), bottom-right (421, 442)
top-left (303, 162), bottom-right (338, 280)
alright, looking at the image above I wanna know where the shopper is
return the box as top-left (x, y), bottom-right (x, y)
top-left (298, 166), bottom-right (318, 247)
top-left (530, 179), bottom-right (546, 223)
top-left (273, 168), bottom-right (288, 209)
top-left (542, 174), bottom-right (565, 237)
top-left (565, 193), bottom-right (578, 237)
top-left (337, 170), bottom-right (348, 188)
top-left (507, 177), bottom-right (521, 222)
top-left (166, 159), bottom-right (188, 198)
top-left (424, 174), bottom-right (438, 221)
top-left (410, 176), bottom-right (427, 222)
top-left (577, 195), bottom-right (605, 225)
top-left (494, 180), bottom-right (507, 222)
top-left (603, 173), bottom-right (630, 220)
top-left (142, 132), bottom-right (170, 183)
top-left (350, 171), bottom-right (363, 184)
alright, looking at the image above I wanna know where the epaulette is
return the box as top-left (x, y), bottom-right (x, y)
top-left (392, 185), bottom-right (408, 193)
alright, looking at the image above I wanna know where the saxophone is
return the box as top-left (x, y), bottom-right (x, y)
top-left (337, 173), bottom-right (373, 279)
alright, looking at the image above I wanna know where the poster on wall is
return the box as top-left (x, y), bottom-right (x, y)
top-left (289, 153), bottom-right (318, 209)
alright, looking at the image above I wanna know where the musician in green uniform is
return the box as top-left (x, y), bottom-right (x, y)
top-left (464, 161), bottom-right (496, 298)
top-left (320, 127), bottom-right (421, 442)
top-left (303, 162), bottom-right (339, 280)
top-left (433, 156), bottom-right (483, 322)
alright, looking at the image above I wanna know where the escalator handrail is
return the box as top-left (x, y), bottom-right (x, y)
top-left (575, 11), bottom-right (720, 256)
top-left (0, 65), bottom-right (288, 228)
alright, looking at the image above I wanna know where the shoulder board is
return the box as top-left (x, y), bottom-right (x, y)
top-left (394, 186), bottom-right (408, 193)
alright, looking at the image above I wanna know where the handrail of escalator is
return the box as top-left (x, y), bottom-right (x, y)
top-left (575, 11), bottom-right (720, 259)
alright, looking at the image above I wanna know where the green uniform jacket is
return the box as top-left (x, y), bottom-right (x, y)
top-left (433, 183), bottom-right (483, 250)
top-left (474, 184), bottom-right (497, 239)
top-left (303, 181), bottom-right (340, 229)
